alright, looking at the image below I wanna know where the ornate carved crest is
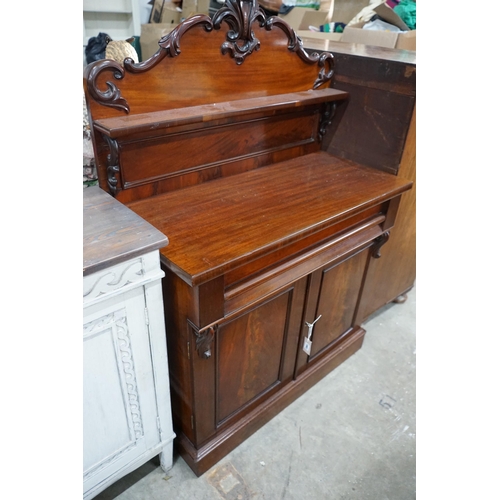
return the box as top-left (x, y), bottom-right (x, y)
top-left (84, 0), bottom-right (334, 113)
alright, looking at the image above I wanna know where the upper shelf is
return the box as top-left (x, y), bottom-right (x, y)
top-left (93, 88), bottom-right (349, 139)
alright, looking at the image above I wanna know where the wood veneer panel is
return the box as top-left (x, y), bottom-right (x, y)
top-left (356, 107), bottom-right (416, 320)
top-left (309, 249), bottom-right (368, 359)
top-left (217, 290), bottom-right (290, 422)
top-left (117, 112), bottom-right (318, 188)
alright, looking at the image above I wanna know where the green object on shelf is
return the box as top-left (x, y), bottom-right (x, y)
top-left (394, 0), bottom-right (416, 30)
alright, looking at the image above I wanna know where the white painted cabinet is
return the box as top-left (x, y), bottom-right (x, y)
top-left (83, 187), bottom-right (175, 499)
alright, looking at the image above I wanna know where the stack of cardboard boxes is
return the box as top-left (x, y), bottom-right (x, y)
top-left (140, 0), bottom-right (415, 61)
top-left (282, 1), bottom-right (416, 51)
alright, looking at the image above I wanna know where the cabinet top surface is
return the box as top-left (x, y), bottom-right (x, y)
top-left (83, 187), bottom-right (168, 276)
top-left (302, 39), bottom-right (416, 65)
top-left (127, 152), bottom-right (412, 285)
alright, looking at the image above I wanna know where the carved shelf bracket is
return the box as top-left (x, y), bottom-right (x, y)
top-left (193, 324), bottom-right (218, 359)
top-left (372, 231), bottom-right (390, 259)
top-left (213, 0), bottom-right (266, 64)
top-left (319, 102), bottom-right (337, 142)
top-left (103, 136), bottom-right (121, 194)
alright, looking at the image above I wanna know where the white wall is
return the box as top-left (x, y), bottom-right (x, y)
top-left (138, 0), bottom-right (152, 24)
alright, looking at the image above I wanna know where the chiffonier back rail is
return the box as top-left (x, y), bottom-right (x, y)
top-left (84, 0), bottom-right (412, 476)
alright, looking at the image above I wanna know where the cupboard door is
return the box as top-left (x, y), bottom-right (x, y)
top-left (297, 249), bottom-right (369, 372)
top-left (191, 277), bottom-right (307, 445)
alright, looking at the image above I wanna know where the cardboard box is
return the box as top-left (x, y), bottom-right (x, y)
top-left (278, 8), bottom-right (329, 31)
top-left (340, 25), bottom-right (415, 51)
top-left (296, 30), bottom-right (342, 42)
top-left (297, 25), bottom-right (415, 51)
top-left (292, 3), bottom-right (417, 51)
top-left (339, 2), bottom-right (415, 51)
top-left (341, 24), bottom-right (398, 49)
top-left (140, 23), bottom-right (177, 60)
top-left (182, 0), bottom-right (210, 18)
top-left (395, 30), bottom-right (416, 51)
top-left (373, 2), bottom-right (410, 31)
top-left (160, 4), bottom-right (182, 25)
top-left (149, 0), bottom-right (166, 23)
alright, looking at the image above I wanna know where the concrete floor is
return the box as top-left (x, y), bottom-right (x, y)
top-left (95, 286), bottom-right (416, 500)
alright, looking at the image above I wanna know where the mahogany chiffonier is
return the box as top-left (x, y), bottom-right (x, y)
top-left (83, 0), bottom-right (413, 476)
top-left (83, 187), bottom-right (175, 498)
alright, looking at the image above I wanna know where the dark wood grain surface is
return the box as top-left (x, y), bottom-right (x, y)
top-left (356, 106), bottom-right (417, 317)
top-left (127, 151), bottom-right (411, 285)
top-left (83, 186), bottom-right (168, 276)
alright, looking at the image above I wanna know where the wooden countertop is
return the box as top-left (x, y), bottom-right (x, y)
top-left (83, 186), bottom-right (168, 276)
top-left (127, 152), bottom-right (412, 286)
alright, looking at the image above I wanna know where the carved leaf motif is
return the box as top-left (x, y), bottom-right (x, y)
top-left (83, 259), bottom-right (144, 299)
top-left (213, 0), bottom-right (266, 64)
top-left (103, 136), bottom-right (121, 195)
top-left (194, 325), bottom-right (217, 359)
top-left (86, 59), bottom-right (130, 113)
top-left (372, 232), bottom-right (391, 258)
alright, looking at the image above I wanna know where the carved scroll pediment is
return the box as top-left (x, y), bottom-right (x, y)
top-left (83, 0), bottom-right (334, 113)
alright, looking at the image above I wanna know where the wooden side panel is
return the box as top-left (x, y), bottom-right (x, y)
top-left (161, 267), bottom-right (197, 444)
top-left (325, 85), bottom-right (414, 174)
top-left (318, 50), bottom-right (416, 175)
top-left (356, 107), bottom-right (416, 320)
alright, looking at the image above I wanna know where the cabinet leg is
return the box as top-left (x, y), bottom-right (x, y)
top-left (393, 294), bottom-right (408, 304)
top-left (159, 442), bottom-right (174, 472)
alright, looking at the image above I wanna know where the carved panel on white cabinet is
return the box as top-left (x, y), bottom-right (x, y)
top-left (83, 259), bottom-right (144, 300)
top-left (83, 308), bottom-right (145, 480)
